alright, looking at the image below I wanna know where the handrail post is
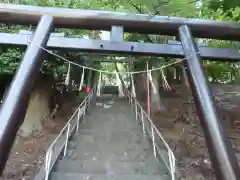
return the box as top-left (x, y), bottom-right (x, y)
top-left (85, 95), bottom-right (90, 115)
top-left (76, 108), bottom-right (81, 132)
top-left (179, 25), bottom-right (240, 180)
top-left (151, 125), bottom-right (157, 158)
top-left (135, 100), bottom-right (138, 120)
top-left (83, 100), bottom-right (87, 118)
top-left (0, 15), bottom-right (53, 175)
top-left (45, 148), bottom-right (53, 180)
top-left (140, 109), bottom-right (146, 136)
top-left (168, 150), bottom-right (175, 180)
top-left (64, 123), bottom-right (71, 156)
top-left (88, 95), bottom-right (91, 110)
top-left (91, 85), bottom-right (97, 106)
top-left (140, 107), bottom-right (146, 136)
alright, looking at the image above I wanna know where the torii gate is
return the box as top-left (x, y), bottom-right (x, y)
top-left (0, 3), bottom-right (240, 180)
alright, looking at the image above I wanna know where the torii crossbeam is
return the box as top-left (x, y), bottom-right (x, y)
top-left (0, 3), bottom-right (240, 40)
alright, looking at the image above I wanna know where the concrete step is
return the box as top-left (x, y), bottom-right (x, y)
top-left (76, 128), bottom-right (141, 136)
top-left (70, 131), bottom-right (146, 146)
top-left (77, 126), bottom-right (140, 135)
top-left (79, 117), bottom-right (139, 130)
top-left (67, 143), bottom-right (154, 159)
top-left (76, 126), bottom-right (143, 136)
top-left (65, 148), bottom-right (157, 162)
top-left (55, 159), bottom-right (169, 175)
top-left (50, 172), bottom-right (170, 180)
top-left (68, 138), bottom-right (152, 151)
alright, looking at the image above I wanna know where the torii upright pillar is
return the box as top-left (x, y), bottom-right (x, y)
top-left (0, 15), bottom-right (53, 175)
top-left (179, 25), bottom-right (240, 180)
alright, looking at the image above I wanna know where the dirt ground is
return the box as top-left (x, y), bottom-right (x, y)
top-left (0, 96), bottom-right (80, 180)
top-left (152, 84), bottom-right (240, 180)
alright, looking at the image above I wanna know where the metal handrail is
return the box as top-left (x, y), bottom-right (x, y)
top-left (44, 85), bottom-right (97, 180)
top-left (123, 87), bottom-right (176, 180)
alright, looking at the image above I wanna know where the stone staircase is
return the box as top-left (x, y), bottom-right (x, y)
top-left (48, 97), bottom-right (172, 180)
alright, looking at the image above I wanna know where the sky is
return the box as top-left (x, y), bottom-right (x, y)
top-left (83, 31), bottom-right (110, 40)
top-left (100, 31), bottom-right (110, 40)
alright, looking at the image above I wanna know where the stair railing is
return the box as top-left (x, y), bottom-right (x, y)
top-left (44, 85), bottom-right (97, 180)
top-left (123, 87), bottom-right (176, 180)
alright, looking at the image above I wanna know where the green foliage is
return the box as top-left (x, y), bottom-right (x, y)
top-left (0, 48), bottom-right (22, 73)
top-left (0, 22), bottom-right (26, 74)
top-left (195, 4), bottom-right (240, 83)
top-left (204, 61), bottom-right (237, 83)
top-left (207, 0), bottom-right (240, 12)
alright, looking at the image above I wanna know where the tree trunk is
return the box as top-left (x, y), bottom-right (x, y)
top-left (19, 79), bottom-right (53, 137)
top-left (132, 62), bottom-right (165, 113)
top-left (234, 68), bottom-right (240, 84)
top-left (182, 64), bottom-right (190, 88)
top-left (176, 66), bottom-right (182, 83)
top-left (166, 68), bottom-right (174, 84)
top-left (133, 73), bottom-right (147, 101)
top-left (150, 70), bottom-right (165, 113)
top-left (87, 70), bottom-right (93, 88)
top-left (115, 70), bottom-right (124, 97)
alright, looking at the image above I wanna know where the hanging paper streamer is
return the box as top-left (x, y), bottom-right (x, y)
top-left (64, 63), bottom-right (71, 86)
top-left (160, 68), bottom-right (171, 91)
top-left (78, 67), bottom-right (85, 91)
top-left (148, 70), bottom-right (157, 94)
top-left (97, 71), bottom-right (102, 96)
